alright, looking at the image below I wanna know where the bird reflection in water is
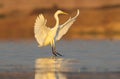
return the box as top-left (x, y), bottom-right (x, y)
top-left (35, 57), bottom-right (80, 79)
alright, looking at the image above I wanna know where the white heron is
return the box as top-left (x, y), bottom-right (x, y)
top-left (34, 9), bottom-right (80, 56)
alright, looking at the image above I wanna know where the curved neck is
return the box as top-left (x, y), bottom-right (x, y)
top-left (54, 13), bottom-right (59, 29)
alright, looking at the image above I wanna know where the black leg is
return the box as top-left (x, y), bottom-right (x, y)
top-left (52, 46), bottom-right (57, 56)
top-left (52, 46), bottom-right (62, 56)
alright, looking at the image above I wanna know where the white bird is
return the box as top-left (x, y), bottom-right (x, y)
top-left (34, 9), bottom-right (80, 56)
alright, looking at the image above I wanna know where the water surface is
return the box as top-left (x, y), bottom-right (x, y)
top-left (0, 40), bottom-right (120, 72)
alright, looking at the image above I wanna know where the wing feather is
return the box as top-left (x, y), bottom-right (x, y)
top-left (55, 9), bottom-right (80, 40)
top-left (34, 14), bottom-right (50, 46)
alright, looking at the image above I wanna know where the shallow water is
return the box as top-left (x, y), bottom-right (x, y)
top-left (0, 40), bottom-right (120, 72)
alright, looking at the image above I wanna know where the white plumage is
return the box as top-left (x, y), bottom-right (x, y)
top-left (34, 14), bottom-right (50, 46)
top-left (34, 9), bottom-right (80, 56)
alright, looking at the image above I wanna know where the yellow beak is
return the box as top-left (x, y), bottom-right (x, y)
top-left (61, 12), bottom-right (68, 15)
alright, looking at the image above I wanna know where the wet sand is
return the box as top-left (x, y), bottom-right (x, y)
top-left (0, 72), bottom-right (119, 79)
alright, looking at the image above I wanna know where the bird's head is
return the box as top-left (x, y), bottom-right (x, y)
top-left (54, 10), bottom-right (68, 17)
top-left (57, 10), bottom-right (68, 15)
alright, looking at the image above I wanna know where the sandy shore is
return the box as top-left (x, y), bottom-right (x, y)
top-left (0, 72), bottom-right (119, 79)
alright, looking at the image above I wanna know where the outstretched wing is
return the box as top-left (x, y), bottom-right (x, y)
top-left (55, 9), bottom-right (80, 41)
top-left (34, 14), bottom-right (50, 47)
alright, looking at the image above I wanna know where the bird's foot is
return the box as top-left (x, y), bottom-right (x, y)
top-left (56, 52), bottom-right (62, 56)
top-left (52, 51), bottom-right (62, 56)
top-left (53, 52), bottom-right (57, 56)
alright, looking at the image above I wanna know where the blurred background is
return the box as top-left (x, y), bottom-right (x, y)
top-left (0, 0), bottom-right (120, 79)
top-left (0, 0), bottom-right (120, 40)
